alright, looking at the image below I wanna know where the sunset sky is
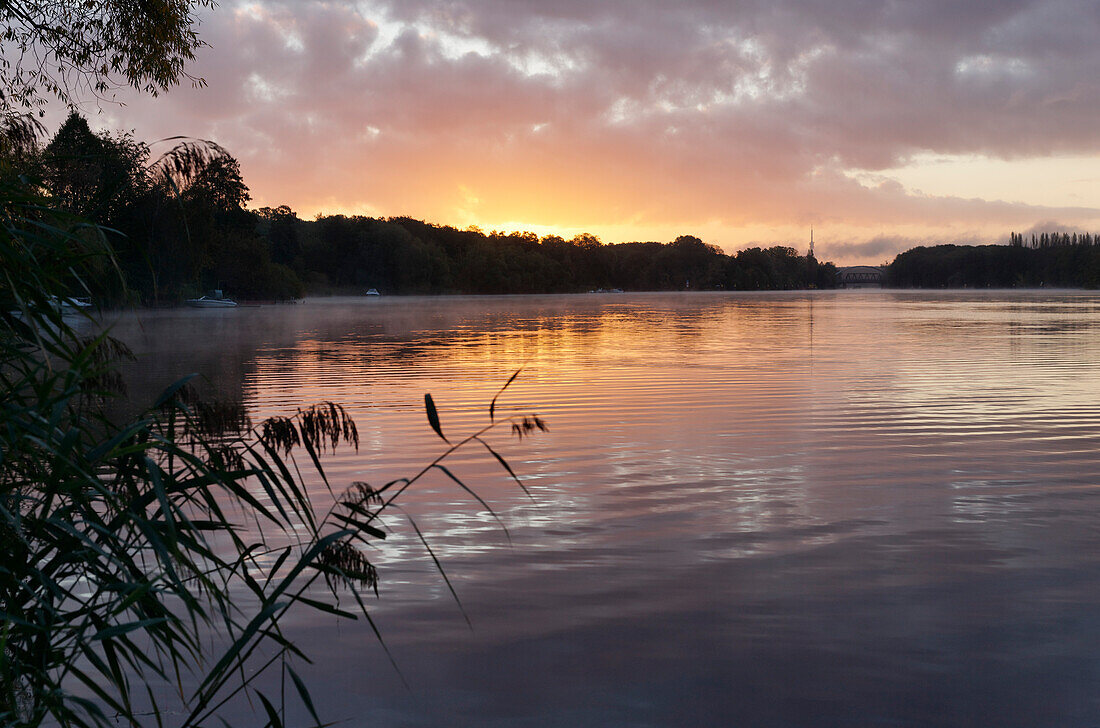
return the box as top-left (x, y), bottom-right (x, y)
top-left (89, 0), bottom-right (1100, 264)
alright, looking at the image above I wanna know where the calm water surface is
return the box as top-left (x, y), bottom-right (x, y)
top-left (109, 291), bottom-right (1100, 727)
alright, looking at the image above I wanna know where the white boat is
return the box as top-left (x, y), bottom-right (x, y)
top-left (8, 296), bottom-right (93, 319)
top-left (365, 288), bottom-right (381, 296)
top-left (51, 296), bottom-right (93, 313)
top-left (186, 295), bottom-right (238, 308)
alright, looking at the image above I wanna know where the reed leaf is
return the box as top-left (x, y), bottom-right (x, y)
top-left (489, 367), bottom-right (522, 423)
top-left (424, 393), bottom-right (448, 443)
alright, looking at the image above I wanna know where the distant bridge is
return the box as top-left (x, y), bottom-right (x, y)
top-left (836, 266), bottom-right (886, 288)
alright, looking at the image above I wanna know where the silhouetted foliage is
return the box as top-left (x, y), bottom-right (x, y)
top-left (889, 238), bottom-right (1100, 288)
top-left (0, 171), bottom-right (548, 726)
top-left (23, 114), bottom-right (836, 301)
top-left (281, 216), bottom-right (835, 294)
top-left (10, 114), bottom-right (305, 304)
top-left (42, 112), bottom-right (149, 222)
top-left (257, 205), bottom-right (301, 266)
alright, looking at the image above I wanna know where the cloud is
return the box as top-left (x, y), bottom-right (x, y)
top-left (818, 232), bottom-right (1001, 263)
top-left (90, 0), bottom-right (1100, 253)
top-left (1017, 220), bottom-right (1091, 236)
top-left (824, 236), bottom-right (917, 262)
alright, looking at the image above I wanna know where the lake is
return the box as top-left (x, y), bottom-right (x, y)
top-left (107, 290), bottom-right (1100, 727)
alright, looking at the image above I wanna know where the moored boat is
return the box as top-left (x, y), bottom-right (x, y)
top-left (51, 295), bottom-right (93, 312)
top-left (186, 295), bottom-right (238, 308)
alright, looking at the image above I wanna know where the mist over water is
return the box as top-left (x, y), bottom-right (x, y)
top-left (107, 291), bottom-right (1100, 727)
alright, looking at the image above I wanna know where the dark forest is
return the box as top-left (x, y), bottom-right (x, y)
top-left (17, 113), bottom-right (835, 303)
top-left (889, 236), bottom-right (1100, 288)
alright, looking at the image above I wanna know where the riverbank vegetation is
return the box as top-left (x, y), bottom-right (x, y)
top-left (12, 112), bottom-right (303, 305)
top-left (288, 215), bottom-right (836, 295)
top-left (0, 171), bottom-right (546, 726)
top-left (11, 113), bottom-right (835, 304)
top-left (888, 234), bottom-right (1100, 288)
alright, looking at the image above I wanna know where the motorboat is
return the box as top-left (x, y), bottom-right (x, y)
top-left (365, 288), bottom-right (381, 296)
top-left (51, 295), bottom-right (93, 312)
top-left (8, 296), bottom-right (92, 317)
top-left (186, 294), bottom-right (238, 308)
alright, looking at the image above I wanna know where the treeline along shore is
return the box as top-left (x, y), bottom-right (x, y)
top-left (10, 113), bottom-right (835, 304)
top-left (276, 214), bottom-right (837, 296)
top-left (889, 234), bottom-right (1100, 288)
top-left (18, 113), bottom-right (1097, 300)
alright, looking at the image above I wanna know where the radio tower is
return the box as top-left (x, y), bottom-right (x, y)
top-left (809, 227), bottom-right (815, 258)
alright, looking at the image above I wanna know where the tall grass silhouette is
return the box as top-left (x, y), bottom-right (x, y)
top-left (0, 177), bottom-right (545, 727)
